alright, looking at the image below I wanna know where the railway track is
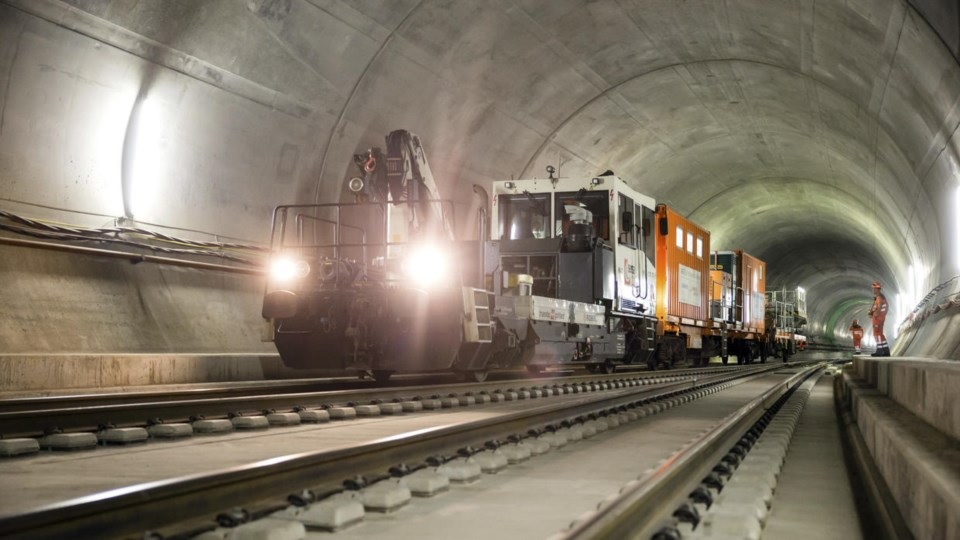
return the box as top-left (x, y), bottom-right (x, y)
top-left (0, 365), bottom-right (743, 438)
top-left (0, 361), bottom-right (834, 539)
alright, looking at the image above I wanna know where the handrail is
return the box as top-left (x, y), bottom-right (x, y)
top-left (897, 274), bottom-right (960, 332)
top-left (295, 213), bottom-right (367, 279)
top-left (270, 200), bottom-right (459, 283)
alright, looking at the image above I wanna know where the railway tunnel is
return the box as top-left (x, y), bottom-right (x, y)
top-left (0, 0), bottom-right (958, 538)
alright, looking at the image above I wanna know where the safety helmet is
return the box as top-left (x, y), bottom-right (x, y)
top-left (871, 281), bottom-right (881, 289)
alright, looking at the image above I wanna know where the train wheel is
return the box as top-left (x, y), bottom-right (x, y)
top-left (600, 360), bottom-right (616, 374)
top-left (467, 370), bottom-right (488, 383)
top-left (669, 341), bottom-right (686, 369)
top-left (694, 350), bottom-right (708, 367)
top-left (526, 365), bottom-right (544, 376)
top-left (586, 364), bottom-right (599, 373)
top-left (371, 370), bottom-right (394, 383)
top-left (648, 344), bottom-right (660, 370)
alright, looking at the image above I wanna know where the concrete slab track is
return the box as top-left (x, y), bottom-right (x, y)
top-left (764, 376), bottom-right (864, 539)
top-left (0, 374), bottom-right (797, 538)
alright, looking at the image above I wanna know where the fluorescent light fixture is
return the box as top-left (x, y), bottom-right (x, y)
top-left (909, 262), bottom-right (925, 309)
top-left (95, 91), bottom-right (137, 216)
top-left (908, 264), bottom-right (915, 310)
top-left (130, 96), bottom-right (165, 220)
top-left (893, 293), bottom-right (900, 339)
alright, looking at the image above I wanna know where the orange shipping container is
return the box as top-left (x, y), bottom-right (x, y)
top-left (710, 250), bottom-right (767, 334)
top-left (738, 251), bottom-right (766, 332)
top-left (655, 205), bottom-right (711, 327)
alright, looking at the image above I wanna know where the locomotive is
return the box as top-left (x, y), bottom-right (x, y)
top-left (486, 174), bottom-right (771, 370)
top-left (710, 249), bottom-right (770, 364)
top-left (485, 170), bottom-right (660, 374)
top-left (261, 130), bottom-right (771, 381)
top-left (261, 130), bottom-right (494, 382)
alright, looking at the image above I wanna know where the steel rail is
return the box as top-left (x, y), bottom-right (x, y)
top-left (0, 364), bottom-right (741, 411)
top-left (0, 365), bottom-right (723, 411)
top-left (0, 368), bottom-right (772, 539)
top-left (0, 379), bottom-right (351, 412)
top-left (555, 362), bottom-right (823, 539)
top-left (0, 367), bottom-right (742, 437)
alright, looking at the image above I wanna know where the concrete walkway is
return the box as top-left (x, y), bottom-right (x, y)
top-left (763, 375), bottom-right (864, 539)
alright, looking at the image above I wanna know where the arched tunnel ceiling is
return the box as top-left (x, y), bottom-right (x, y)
top-left (1, 0), bottom-right (959, 343)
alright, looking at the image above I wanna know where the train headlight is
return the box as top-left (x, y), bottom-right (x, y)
top-left (269, 257), bottom-right (310, 285)
top-left (403, 244), bottom-right (451, 286)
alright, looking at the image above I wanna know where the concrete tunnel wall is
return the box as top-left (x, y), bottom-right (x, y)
top-left (1, 0), bottom-right (959, 388)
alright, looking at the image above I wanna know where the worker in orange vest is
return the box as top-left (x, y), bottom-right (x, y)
top-left (849, 319), bottom-right (864, 354)
top-left (869, 281), bottom-right (890, 357)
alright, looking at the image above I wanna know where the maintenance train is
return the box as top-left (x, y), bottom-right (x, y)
top-left (765, 286), bottom-right (808, 359)
top-left (261, 130), bottom-right (775, 381)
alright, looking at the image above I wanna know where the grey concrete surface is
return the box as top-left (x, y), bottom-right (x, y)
top-left (0, 375), bottom-right (790, 538)
top-left (853, 355), bottom-right (960, 439)
top-left (0, 353), bottom-right (323, 392)
top-left (843, 362), bottom-right (960, 540)
top-left (763, 376), bottom-right (864, 539)
top-left (0, 4), bottom-right (956, 536)
top-left (0, 0), bottom-right (959, 374)
top-left (891, 277), bottom-right (960, 357)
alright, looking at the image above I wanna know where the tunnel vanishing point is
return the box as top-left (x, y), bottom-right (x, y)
top-left (1, 0), bottom-right (960, 391)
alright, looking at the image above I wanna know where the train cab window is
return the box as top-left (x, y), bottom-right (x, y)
top-left (675, 226), bottom-right (684, 248)
top-left (696, 236), bottom-right (703, 258)
top-left (686, 232), bottom-right (694, 254)
top-left (501, 256), bottom-right (528, 276)
top-left (554, 190), bottom-right (610, 242)
top-left (640, 205), bottom-right (655, 262)
top-left (498, 192), bottom-right (550, 240)
top-left (618, 193), bottom-right (636, 248)
top-left (501, 254), bottom-right (558, 297)
top-left (529, 255), bottom-right (558, 296)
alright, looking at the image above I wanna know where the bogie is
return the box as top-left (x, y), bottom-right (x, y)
top-left (461, 370), bottom-right (488, 383)
top-left (371, 370), bottom-right (394, 383)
